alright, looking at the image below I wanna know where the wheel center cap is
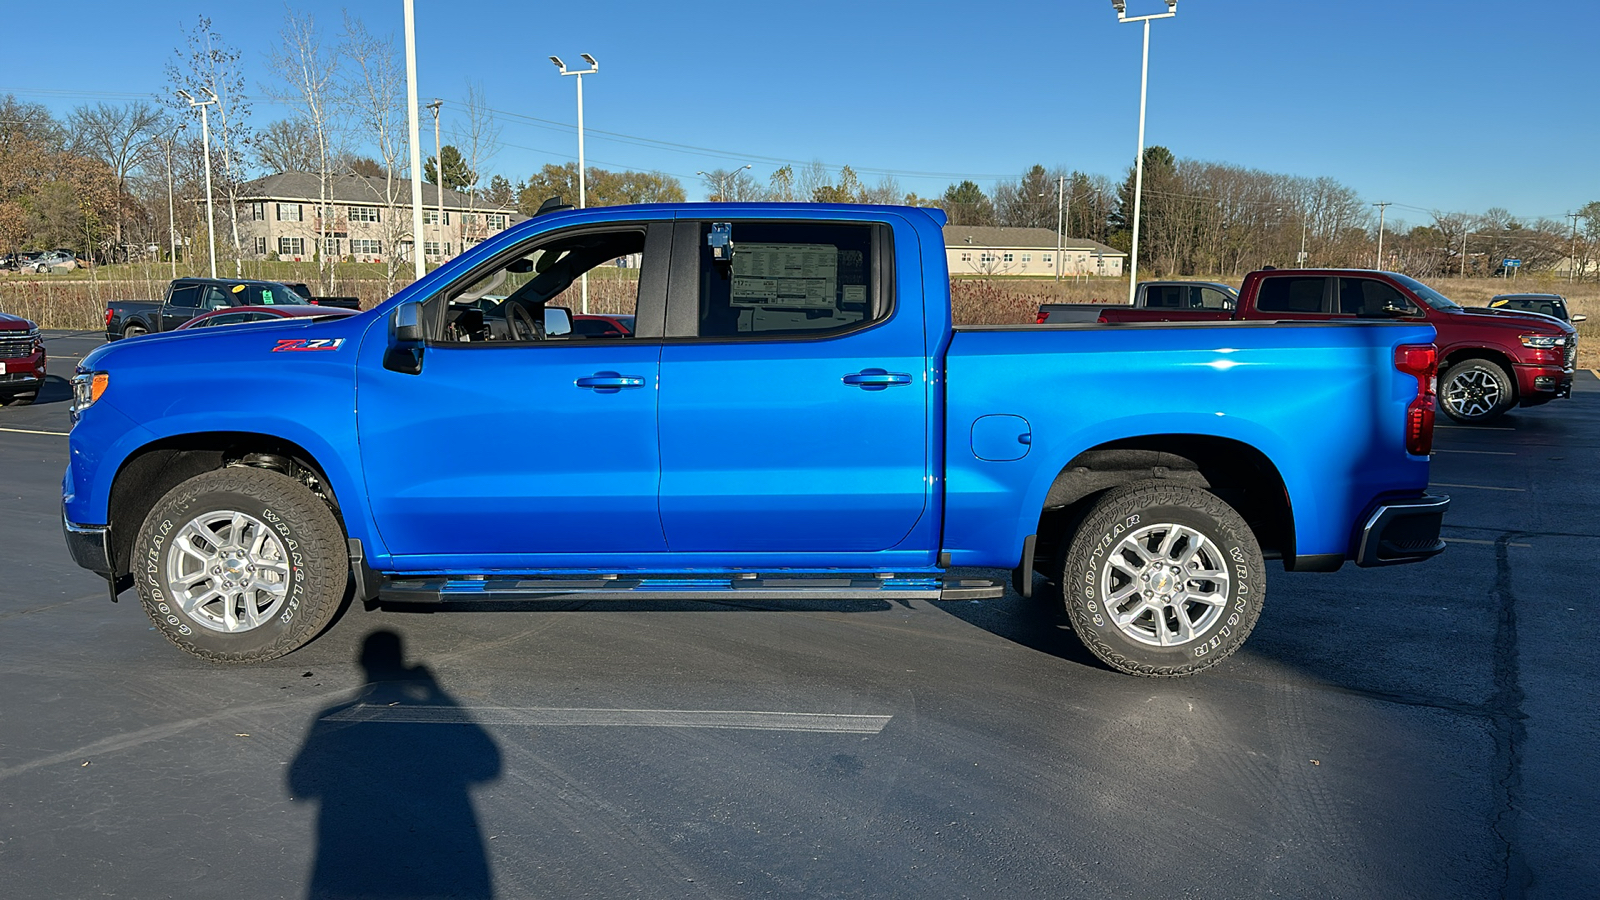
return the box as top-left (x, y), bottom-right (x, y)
top-left (1150, 570), bottom-right (1176, 594)
top-left (223, 557), bottom-right (247, 579)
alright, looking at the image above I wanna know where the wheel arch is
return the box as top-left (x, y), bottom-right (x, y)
top-left (1440, 345), bottom-right (1517, 391)
top-left (105, 431), bottom-right (360, 582)
top-left (1032, 434), bottom-right (1296, 572)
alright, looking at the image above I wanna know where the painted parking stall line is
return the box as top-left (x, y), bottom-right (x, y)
top-left (1432, 482), bottom-right (1527, 492)
top-left (1433, 449), bottom-right (1516, 456)
top-left (324, 705), bottom-right (893, 734)
top-left (0, 426), bottom-right (69, 437)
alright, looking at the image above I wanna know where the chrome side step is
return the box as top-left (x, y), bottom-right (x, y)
top-left (379, 573), bottom-right (1005, 604)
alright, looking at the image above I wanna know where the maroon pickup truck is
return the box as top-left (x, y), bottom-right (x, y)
top-left (0, 311), bottom-right (47, 405)
top-left (1098, 269), bottom-right (1577, 424)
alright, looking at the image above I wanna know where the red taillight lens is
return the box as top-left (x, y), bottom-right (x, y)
top-left (104, 308), bottom-right (114, 326)
top-left (1395, 343), bottom-right (1438, 456)
top-left (1035, 311), bottom-right (1049, 324)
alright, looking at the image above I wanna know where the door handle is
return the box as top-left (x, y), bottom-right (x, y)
top-left (575, 372), bottom-right (646, 393)
top-left (842, 369), bottom-right (913, 390)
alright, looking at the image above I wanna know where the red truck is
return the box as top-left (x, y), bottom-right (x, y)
top-left (1097, 269), bottom-right (1577, 424)
top-left (0, 311), bottom-right (47, 405)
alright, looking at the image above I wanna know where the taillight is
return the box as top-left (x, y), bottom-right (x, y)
top-left (1035, 311), bottom-right (1049, 324)
top-left (1394, 343), bottom-right (1437, 456)
top-left (104, 308), bottom-right (114, 326)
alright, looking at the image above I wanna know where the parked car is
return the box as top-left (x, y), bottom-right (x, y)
top-left (65, 202), bottom-right (1448, 676)
top-left (1036, 280), bottom-right (1237, 324)
top-left (1486, 293), bottom-right (1587, 324)
top-left (0, 311), bottom-right (46, 404)
top-left (105, 278), bottom-right (337, 340)
top-left (571, 313), bottom-right (635, 337)
top-left (175, 304), bottom-right (361, 331)
top-left (1098, 269), bottom-right (1577, 424)
top-left (30, 250), bottom-right (79, 273)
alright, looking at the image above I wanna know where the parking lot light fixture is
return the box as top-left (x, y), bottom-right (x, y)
top-left (697, 164), bottom-right (753, 202)
top-left (177, 88), bottom-right (219, 279)
top-left (552, 53), bottom-right (599, 312)
top-left (1111, 0), bottom-right (1179, 305)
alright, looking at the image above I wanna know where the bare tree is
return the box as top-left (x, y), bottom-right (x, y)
top-left (67, 102), bottom-right (167, 261)
top-left (699, 167), bottom-right (761, 202)
top-left (339, 12), bottom-right (411, 295)
top-left (266, 8), bottom-right (343, 293)
top-left (166, 16), bottom-right (253, 276)
top-left (451, 80), bottom-right (502, 242)
top-left (255, 118), bottom-right (322, 174)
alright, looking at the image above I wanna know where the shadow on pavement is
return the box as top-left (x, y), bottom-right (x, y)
top-left (289, 630), bottom-right (502, 899)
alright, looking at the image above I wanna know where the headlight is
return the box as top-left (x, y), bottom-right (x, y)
top-left (69, 372), bottom-right (109, 423)
top-left (1520, 334), bottom-right (1566, 349)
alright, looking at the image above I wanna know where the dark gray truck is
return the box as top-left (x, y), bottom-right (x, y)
top-left (105, 278), bottom-right (361, 340)
top-left (1035, 280), bottom-right (1238, 324)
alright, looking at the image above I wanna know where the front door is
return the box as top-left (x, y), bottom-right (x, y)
top-left (656, 218), bottom-right (930, 554)
top-left (357, 222), bottom-right (671, 562)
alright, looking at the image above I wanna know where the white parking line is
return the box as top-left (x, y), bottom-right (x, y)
top-left (1433, 449), bottom-right (1516, 456)
top-left (1436, 425), bottom-right (1514, 432)
top-left (0, 426), bottom-right (68, 437)
top-left (1444, 538), bottom-right (1532, 548)
top-left (1432, 482), bottom-right (1526, 492)
top-left (324, 705), bottom-right (893, 734)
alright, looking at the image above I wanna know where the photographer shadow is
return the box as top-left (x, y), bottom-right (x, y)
top-left (289, 630), bottom-right (502, 899)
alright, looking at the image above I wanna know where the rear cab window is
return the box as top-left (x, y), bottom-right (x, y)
top-left (692, 221), bottom-right (887, 339)
top-left (1255, 276), bottom-right (1330, 314)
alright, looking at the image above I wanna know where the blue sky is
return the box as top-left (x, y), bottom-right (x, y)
top-left (5, 0), bottom-right (1595, 227)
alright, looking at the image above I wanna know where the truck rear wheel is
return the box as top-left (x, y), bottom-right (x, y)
top-left (132, 468), bottom-right (348, 663)
top-left (122, 323), bottom-right (148, 339)
top-left (1062, 482), bottom-right (1263, 677)
top-left (1441, 359), bottom-right (1514, 424)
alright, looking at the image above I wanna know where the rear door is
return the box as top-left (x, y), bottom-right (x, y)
top-left (655, 217), bottom-right (929, 553)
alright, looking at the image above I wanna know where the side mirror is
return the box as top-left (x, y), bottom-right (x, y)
top-left (392, 301), bottom-right (424, 342)
top-left (1573, 314), bottom-right (1588, 323)
top-left (544, 305), bottom-right (573, 337)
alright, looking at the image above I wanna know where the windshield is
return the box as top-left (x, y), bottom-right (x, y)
top-left (1391, 273), bottom-right (1462, 311)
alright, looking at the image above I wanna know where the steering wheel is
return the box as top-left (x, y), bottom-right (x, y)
top-left (505, 300), bottom-right (544, 342)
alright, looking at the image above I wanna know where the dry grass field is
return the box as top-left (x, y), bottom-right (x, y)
top-left (5, 266), bottom-right (1596, 368)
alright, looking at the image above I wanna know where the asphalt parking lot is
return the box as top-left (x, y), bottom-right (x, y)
top-left (2, 330), bottom-right (1596, 899)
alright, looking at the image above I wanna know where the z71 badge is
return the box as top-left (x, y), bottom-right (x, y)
top-left (273, 338), bottom-right (345, 352)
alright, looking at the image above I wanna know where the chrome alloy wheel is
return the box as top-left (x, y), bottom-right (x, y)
top-left (1099, 522), bottom-right (1232, 647)
top-left (164, 510), bottom-right (291, 633)
top-left (1444, 368), bottom-right (1502, 420)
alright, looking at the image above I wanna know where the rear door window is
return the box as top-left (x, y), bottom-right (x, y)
top-left (691, 221), bottom-right (884, 338)
top-left (1255, 277), bottom-right (1329, 314)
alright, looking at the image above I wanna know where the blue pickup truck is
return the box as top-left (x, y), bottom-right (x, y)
top-left (62, 203), bottom-right (1448, 676)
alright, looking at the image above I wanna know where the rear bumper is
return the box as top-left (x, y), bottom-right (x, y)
top-left (62, 511), bottom-right (113, 578)
top-left (1355, 494), bottom-right (1450, 567)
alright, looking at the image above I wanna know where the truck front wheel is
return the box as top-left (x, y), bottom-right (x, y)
top-left (1440, 359), bottom-right (1514, 424)
top-left (132, 468), bottom-right (348, 663)
top-left (1062, 482), bottom-right (1263, 677)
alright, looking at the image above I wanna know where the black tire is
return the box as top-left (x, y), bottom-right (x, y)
top-left (1440, 358), bottom-right (1515, 424)
top-left (122, 322), bottom-right (148, 339)
top-left (1062, 481), bottom-right (1263, 677)
top-left (133, 467), bottom-right (348, 663)
top-left (2, 391), bottom-right (36, 406)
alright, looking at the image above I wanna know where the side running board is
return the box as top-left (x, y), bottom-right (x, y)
top-left (379, 573), bottom-right (1005, 604)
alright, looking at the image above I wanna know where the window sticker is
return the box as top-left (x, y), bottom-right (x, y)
top-left (730, 243), bottom-right (838, 308)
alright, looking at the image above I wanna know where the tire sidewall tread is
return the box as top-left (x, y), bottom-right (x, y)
top-left (133, 468), bottom-right (346, 663)
top-left (1441, 359), bottom-right (1515, 424)
top-left (1063, 481), bottom-right (1264, 677)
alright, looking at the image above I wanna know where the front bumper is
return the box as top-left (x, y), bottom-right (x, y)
top-left (62, 511), bottom-right (112, 578)
top-left (1355, 494), bottom-right (1450, 567)
top-left (1514, 362), bottom-right (1573, 403)
top-left (0, 347), bottom-right (46, 392)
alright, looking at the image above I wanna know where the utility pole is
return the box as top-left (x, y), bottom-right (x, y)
top-left (426, 99), bottom-right (444, 263)
top-left (403, 0), bottom-right (425, 280)
top-left (1569, 212), bottom-right (1583, 284)
top-left (1373, 201), bottom-right (1392, 270)
top-left (1056, 175), bottom-right (1065, 283)
top-left (1298, 212), bottom-right (1308, 268)
top-left (177, 89), bottom-right (218, 279)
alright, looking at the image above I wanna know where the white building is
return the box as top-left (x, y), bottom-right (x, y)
top-left (943, 226), bottom-right (1126, 277)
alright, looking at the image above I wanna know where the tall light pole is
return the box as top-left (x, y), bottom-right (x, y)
top-left (1298, 211), bottom-right (1309, 268)
top-left (1056, 175), bottom-right (1065, 283)
top-left (697, 164), bottom-right (752, 201)
top-left (177, 89), bottom-right (218, 278)
top-left (551, 53), bottom-right (598, 313)
top-left (162, 124), bottom-right (184, 279)
top-left (426, 99), bottom-right (444, 262)
top-left (1112, 0), bottom-right (1177, 306)
top-left (1568, 212), bottom-right (1583, 284)
top-left (403, 0), bottom-right (426, 280)
top-left (1373, 201), bottom-right (1392, 270)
